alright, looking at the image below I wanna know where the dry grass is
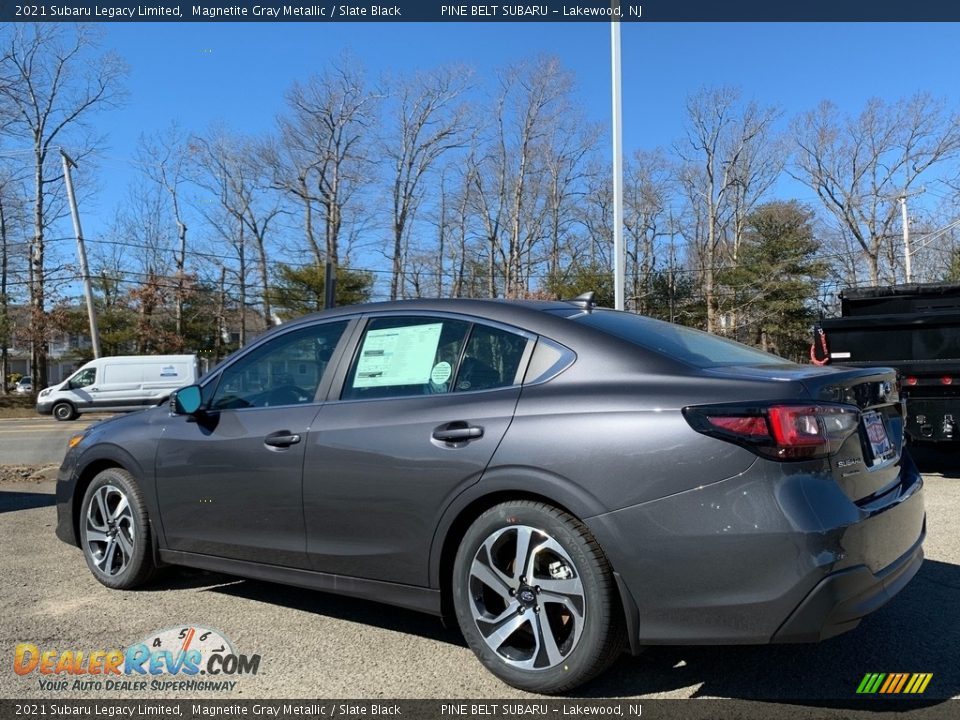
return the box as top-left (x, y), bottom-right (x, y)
top-left (0, 396), bottom-right (36, 419)
top-left (0, 464), bottom-right (58, 484)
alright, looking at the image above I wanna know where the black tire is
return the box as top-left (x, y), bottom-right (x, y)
top-left (53, 402), bottom-right (77, 421)
top-left (79, 468), bottom-right (155, 589)
top-left (452, 500), bottom-right (624, 694)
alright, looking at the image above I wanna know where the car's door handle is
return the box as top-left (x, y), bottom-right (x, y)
top-left (264, 432), bottom-right (301, 448)
top-left (432, 423), bottom-right (484, 442)
top-left (90, 388), bottom-right (99, 392)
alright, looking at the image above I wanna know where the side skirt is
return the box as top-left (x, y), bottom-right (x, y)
top-left (158, 549), bottom-right (443, 616)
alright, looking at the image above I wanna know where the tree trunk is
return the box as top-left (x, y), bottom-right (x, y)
top-left (175, 220), bottom-right (187, 338)
top-left (31, 152), bottom-right (47, 390)
top-left (0, 198), bottom-right (9, 395)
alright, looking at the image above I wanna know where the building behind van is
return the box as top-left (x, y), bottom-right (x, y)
top-left (36, 355), bottom-right (199, 421)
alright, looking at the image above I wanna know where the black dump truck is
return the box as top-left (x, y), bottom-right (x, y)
top-left (812, 282), bottom-right (960, 443)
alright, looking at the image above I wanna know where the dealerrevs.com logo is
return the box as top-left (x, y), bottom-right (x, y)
top-left (14, 625), bottom-right (261, 693)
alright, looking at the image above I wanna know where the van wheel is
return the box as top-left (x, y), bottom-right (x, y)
top-left (53, 402), bottom-right (77, 421)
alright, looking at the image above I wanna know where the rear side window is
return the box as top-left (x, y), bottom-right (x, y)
top-left (454, 324), bottom-right (528, 392)
top-left (560, 309), bottom-right (793, 368)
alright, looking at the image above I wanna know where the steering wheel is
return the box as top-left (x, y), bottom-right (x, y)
top-left (263, 385), bottom-right (310, 407)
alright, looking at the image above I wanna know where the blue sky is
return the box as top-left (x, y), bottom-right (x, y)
top-left (76, 21), bottom-right (960, 260)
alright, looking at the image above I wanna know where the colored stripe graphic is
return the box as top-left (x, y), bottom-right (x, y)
top-left (857, 672), bottom-right (932, 694)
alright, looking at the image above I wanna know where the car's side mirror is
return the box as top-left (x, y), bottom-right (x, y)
top-left (172, 385), bottom-right (203, 415)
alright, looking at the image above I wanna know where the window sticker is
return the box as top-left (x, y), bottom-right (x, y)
top-left (430, 361), bottom-right (452, 385)
top-left (354, 323), bottom-right (444, 388)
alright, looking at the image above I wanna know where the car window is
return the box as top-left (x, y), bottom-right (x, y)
top-left (554, 309), bottom-right (793, 368)
top-left (210, 321), bottom-right (348, 410)
top-left (343, 317), bottom-right (470, 400)
top-left (453, 324), bottom-right (529, 392)
top-left (69, 368), bottom-right (96, 389)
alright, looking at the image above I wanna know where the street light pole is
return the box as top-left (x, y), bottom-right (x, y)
top-left (610, 6), bottom-right (625, 311)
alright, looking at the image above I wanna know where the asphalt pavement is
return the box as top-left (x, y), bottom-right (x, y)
top-left (0, 467), bottom-right (957, 704)
top-left (0, 416), bottom-right (110, 465)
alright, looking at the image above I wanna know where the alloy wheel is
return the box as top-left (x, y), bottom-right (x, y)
top-left (84, 484), bottom-right (136, 577)
top-left (468, 524), bottom-right (585, 671)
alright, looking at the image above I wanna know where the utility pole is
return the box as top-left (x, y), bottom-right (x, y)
top-left (899, 187), bottom-right (925, 284)
top-left (60, 149), bottom-right (101, 358)
top-left (610, 4), bottom-right (625, 311)
top-left (324, 261), bottom-right (336, 310)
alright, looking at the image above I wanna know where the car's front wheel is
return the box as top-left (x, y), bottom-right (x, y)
top-left (79, 468), bottom-right (155, 589)
top-left (452, 501), bottom-right (624, 694)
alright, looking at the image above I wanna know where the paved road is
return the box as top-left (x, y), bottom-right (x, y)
top-left (0, 473), bottom-right (957, 704)
top-left (0, 416), bottom-right (112, 465)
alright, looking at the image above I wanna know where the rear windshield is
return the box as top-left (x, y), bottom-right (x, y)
top-left (552, 309), bottom-right (793, 368)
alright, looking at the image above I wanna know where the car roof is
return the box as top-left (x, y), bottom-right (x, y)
top-left (277, 298), bottom-right (582, 335)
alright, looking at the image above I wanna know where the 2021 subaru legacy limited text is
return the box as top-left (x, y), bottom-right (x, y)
top-left (55, 298), bottom-right (925, 693)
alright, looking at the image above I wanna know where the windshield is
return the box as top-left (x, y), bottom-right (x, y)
top-left (552, 309), bottom-right (795, 368)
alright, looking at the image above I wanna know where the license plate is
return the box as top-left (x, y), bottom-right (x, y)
top-left (863, 410), bottom-right (893, 461)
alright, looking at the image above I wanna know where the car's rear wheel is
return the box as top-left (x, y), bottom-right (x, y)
top-left (79, 468), bottom-right (155, 589)
top-left (452, 501), bottom-right (624, 694)
top-left (53, 402), bottom-right (77, 421)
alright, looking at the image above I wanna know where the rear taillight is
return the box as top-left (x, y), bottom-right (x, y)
top-left (684, 403), bottom-right (860, 460)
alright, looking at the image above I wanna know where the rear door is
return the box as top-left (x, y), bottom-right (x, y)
top-left (303, 314), bottom-right (532, 586)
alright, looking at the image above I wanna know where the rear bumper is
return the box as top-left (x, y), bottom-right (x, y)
top-left (585, 453), bottom-right (925, 645)
top-left (773, 530), bottom-right (924, 642)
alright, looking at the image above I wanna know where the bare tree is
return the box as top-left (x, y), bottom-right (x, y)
top-left (472, 56), bottom-right (580, 297)
top-left (277, 58), bottom-right (378, 267)
top-left (0, 169), bottom-right (29, 392)
top-left (793, 94), bottom-right (960, 285)
top-left (676, 87), bottom-right (780, 333)
top-left (137, 124), bottom-right (192, 337)
top-left (190, 128), bottom-right (283, 332)
top-left (0, 23), bottom-right (126, 388)
top-left (383, 64), bottom-right (472, 299)
top-left (623, 149), bottom-right (673, 314)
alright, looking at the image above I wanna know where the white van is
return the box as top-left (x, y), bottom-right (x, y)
top-left (36, 355), bottom-right (199, 421)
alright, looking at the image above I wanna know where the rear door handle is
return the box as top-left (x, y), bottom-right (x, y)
top-left (264, 431), bottom-right (301, 448)
top-left (432, 423), bottom-right (484, 442)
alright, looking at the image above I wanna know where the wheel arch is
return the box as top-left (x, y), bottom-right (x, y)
top-left (430, 468), bottom-right (612, 623)
top-left (72, 446), bottom-right (151, 551)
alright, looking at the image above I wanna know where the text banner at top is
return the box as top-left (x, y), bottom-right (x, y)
top-left (3, 1), bottom-right (959, 23)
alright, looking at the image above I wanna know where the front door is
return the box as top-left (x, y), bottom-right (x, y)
top-left (155, 320), bottom-right (351, 568)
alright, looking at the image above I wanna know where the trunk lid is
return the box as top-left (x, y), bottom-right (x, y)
top-left (700, 363), bottom-right (904, 503)
top-left (800, 366), bottom-right (904, 503)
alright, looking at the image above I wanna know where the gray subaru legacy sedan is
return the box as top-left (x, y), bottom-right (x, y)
top-left (55, 296), bottom-right (925, 693)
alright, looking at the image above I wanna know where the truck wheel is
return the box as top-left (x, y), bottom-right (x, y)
top-left (452, 501), bottom-right (624, 693)
top-left (53, 402), bottom-right (77, 421)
